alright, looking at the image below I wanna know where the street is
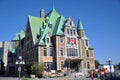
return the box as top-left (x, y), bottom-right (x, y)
top-left (0, 77), bottom-right (18, 80)
top-left (0, 76), bottom-right (98, 80)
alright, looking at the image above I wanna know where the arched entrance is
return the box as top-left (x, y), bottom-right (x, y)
top-left (65, 58), bottom-right (82, 73)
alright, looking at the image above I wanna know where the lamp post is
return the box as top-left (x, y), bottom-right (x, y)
top-left (16, 56), bottom-right (25, 80)
top-left (107, 58), bottom-right (112, 77)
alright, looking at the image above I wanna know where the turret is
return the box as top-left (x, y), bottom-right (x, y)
top-left (77, 18), bottom-right (85, 37)
top-left (40, 9), bottom-right (45, 18)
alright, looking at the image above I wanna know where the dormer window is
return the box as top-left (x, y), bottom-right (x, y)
top-left (45, 34), bottom-right (51, 44)
top-left (46, 38), bottom-right (49, 43)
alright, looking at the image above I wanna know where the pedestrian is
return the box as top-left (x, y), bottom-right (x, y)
top-left (100, 69), bottom-right (104, 80)
top-left (91, 70), bottom-right (94, 80)
top-left (97, 71), bottom-right (100, 80)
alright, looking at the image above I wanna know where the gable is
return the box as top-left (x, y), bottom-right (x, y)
top-left (28, 16), bottom-right (45, 44)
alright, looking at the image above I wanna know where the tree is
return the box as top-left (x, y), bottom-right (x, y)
top-left (94, 60), bottom-right (100, 69)
top-left (31, 62), bottom-right (44, 77)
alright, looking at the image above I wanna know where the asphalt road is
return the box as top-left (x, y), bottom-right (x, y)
top-left (0, 77), bottom-right (18, 80)
top-left (0, 76), bottom-right (97, 80)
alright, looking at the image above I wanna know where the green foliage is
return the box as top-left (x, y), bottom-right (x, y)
top-left (94, 60), bottom-right (100, 69)
top-left (31, 62), bottom-right (44, 77)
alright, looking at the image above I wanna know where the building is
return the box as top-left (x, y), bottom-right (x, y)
top-left (7, 8), bottom-right (95, 76)
top-left (0, 41), bottom-right (9, 73)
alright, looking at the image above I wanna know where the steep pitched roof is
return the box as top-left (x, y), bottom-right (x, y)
top-left (28, 16), bottom-right (45, 44)
top-left (53, 15), bottom-right (66, 35)
top-left (46, 8), bottom-right (60, 25)
top-left (38, 24), bottom-right (51, 45)
top-left (8, 44), bottom-right (17, 55)
top-left (12, 33), bottom-right (19, 41)
top-left (83, 35), bottom-right (88, 40)
top-left (77, 18), bottom-right (84, 30)
top-left (38, 8), bottom-right (64, 45)
top-left (12, 29), bottom-right (25, 41)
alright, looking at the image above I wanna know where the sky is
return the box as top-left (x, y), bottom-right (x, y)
top-left (0, 0), bottom-right (120, 64)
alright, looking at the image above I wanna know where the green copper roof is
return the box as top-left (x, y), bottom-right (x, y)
top-left (53, 15), bottom-right (66, 35)
top-left (29, 16), bottom-right (45, 44)
top-left (38, 8), bottom-right (65, 45)
top-left (77, 18), bottom-right (84, 30)
top-left (19, 29), bottom-right (25, 39)
top-left (8, 44), bottom-right (13, 52)
top-left (8, 44), bottom-right (17, 55)
top-left (12, 33), bottom-right (19, 40)
top-left (88, 45), bottom-right (94, 50)
top-left (83, 35), bottom-right (88, 40)
top-left (46, 8), bottom-right (60, 25)
top-left (12, 29), bottom-right (25, 41)
top-left (38, 22), bottom-right (51, 45)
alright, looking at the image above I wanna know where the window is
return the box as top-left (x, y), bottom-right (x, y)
top-left (44, 62), bottom-right (52, 71)
top-left (70, 29), bottom-right (72, 35)
top-left (44, 48), bottom-right (47, 56)
top-left (67, 48), bottom-right (78, 56)
top-left (47, 38), bottom-right (49, 43)
top-left (84, 63), bottom-right (86, 69)
top-left (86, 50), bottom-right (89, 57)
top-left (61, 61), bottom-right (64, 69)
top-left (67, 29), bottom-right (69, 35)
top-left (87, 62), bottom-right (90, 69)
top-left (50, 48), bottom-right (54, 56)
top-left (73, 30), bottom-right (76, 35)
top-left (70, 21), bottom-right (72, 25)
top-left (85, 40), bottom-right (88, 46)
top-left (60, 48), bottom-right (63, 56)
top-left (60, 36), bottom-right (63, 43)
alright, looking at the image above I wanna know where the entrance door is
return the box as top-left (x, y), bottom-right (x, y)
top-left (70, 61), bottom-right (78, 72)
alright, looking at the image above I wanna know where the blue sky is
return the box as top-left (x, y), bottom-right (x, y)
top-left (0, 0), bottom-right (120, 64)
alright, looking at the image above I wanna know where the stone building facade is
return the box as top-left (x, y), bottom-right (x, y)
top-left (7, 8), bottom-right (95, 76)
top-left (0, 41), bottom-right (9, 73)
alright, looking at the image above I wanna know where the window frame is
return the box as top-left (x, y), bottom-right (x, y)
top-left (60, 48), bottom-right (64, 56)
top-left (43, 48), bottom-right (47, 56)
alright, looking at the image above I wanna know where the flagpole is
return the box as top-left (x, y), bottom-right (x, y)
top-left (52, 0), bottom-right (54, 8)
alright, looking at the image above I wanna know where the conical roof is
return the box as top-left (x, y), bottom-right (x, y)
top-left (77, 18), bottom-right (84, 30)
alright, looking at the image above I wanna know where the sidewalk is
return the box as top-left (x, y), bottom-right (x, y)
top-left (34, 76), bottom-right (98, 80)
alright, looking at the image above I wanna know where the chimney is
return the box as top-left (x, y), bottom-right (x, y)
top-left (40, 9), bottom-right (45, 18)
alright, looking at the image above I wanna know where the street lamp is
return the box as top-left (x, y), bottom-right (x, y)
top-left (107, 58), bottom-right (112, 77)
top-left (16, 56), bottom-right (25, 80)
